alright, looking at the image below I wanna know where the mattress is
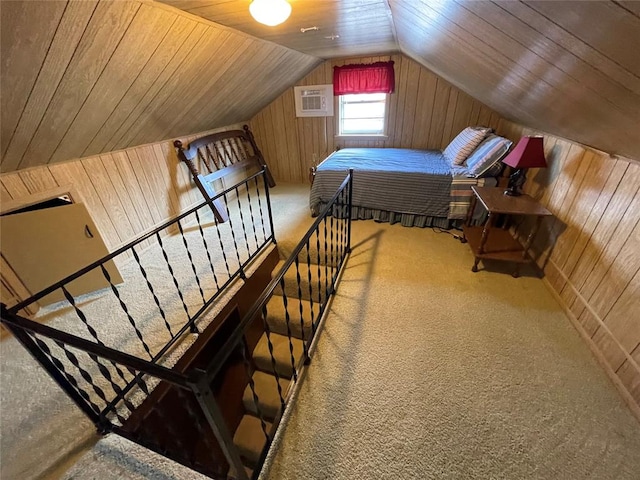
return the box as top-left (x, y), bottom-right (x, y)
top-left (309, 148), bottom-right (453, 218)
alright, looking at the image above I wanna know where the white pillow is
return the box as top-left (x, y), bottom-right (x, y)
top-left (443, 126), bottom-right (492, 166)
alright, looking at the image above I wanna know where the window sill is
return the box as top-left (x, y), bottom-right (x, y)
top-left (335, 135), bottom-right (388, 140)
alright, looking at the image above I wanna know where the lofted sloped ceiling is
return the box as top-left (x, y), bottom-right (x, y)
top-left (2, 0), bottom-right (639, 173)
top-left (0, 0), bottom-right (320, 173)
top-left (159, 0), bottom-right (640, 162)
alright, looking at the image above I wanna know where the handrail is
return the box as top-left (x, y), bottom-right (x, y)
top-left (1, 306), bottom-right (193, 388)
top-left (10, 168), bottom-right (270, 313)
top-left (201, 169), bottom-right (353, 382)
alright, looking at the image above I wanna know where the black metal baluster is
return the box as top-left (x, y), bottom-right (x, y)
top-left (244, 181), bottom-right (260, 249)
top-left (330, 204), bottom-right (336, 275)
top-left (347, 171), bottom-right (353, 253)
top-left (278, 278), bottom-right (298, 382)
top-left (177, 219), bottom-right (206, 305)
top-left (221, 192), bottom-right (246, 278)
top-left (234, 185), bottom-right (252, 260)
top-left (261, 304), bottom-right (288, 399)
top-left (61, 286), bottom-right (131, 386)
top-left (99, 265), bottom-right (154, 358)
top-left (211, 207), bottom-right (232, 278)
top-left (194, 209), bottom-right (221, 290)
top-left (315, 228), bottom-right (323, 313)
top-left (85, 353), bottom-right (134, 424)
top-left (52, 339), bottom-right (113, 412)
top-left (254, 176), bottom-right (268, 241)
top-left (239, 337), bottom-right (270, 440)
top-left (294, 257), bottom-right (308, 361)
top-left (323, 216), bottom-right (330, 300)
top-left (336, 192), bottom-right (344, 270)
top-left (132, 246), bottom-right (174, 337)
top-left (262, 170), bottom-right (276, 244)
top-left (29, 333), bottom-right (103, 417)
top-left (305, 240), bottom-right (317, 339)
top-left (156, 232), bottom-right (194, 331)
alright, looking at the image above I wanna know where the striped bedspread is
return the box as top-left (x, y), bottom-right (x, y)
top-left (449, 175), bottom-right (498, 220)
top-left (309, 148), bottom-right (495, 221)
top-left (310, 148), bottom-right (452, 218)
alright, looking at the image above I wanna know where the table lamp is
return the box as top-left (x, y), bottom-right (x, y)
top-left (502, 136), bottom-right (547, 196)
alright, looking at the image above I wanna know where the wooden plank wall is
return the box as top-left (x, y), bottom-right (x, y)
top-left (249, 53), bottom-right (503, 183)
top-left (0, 0), bottom-right (319, 173)
top-left (0, 124), bottom-right (243, 252)
top-left (497, 119), bottom-right (640, 416)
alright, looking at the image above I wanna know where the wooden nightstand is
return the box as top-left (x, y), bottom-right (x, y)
top-left (462, 186), bottom-right (552, 277)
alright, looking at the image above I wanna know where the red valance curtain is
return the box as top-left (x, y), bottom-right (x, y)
top-left (333, 61), bottom-right (395, 95)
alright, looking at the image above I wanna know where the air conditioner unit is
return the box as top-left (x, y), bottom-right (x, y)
top-left (294, 84), bottom-right (334, 117)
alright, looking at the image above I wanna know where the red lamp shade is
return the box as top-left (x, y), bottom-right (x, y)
top-left (502, 136), bottom-right (547, 169)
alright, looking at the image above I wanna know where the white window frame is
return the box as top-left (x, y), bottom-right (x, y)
top-left (337, 93), bottom-right (388, 137)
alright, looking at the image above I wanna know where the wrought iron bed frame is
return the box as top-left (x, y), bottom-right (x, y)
top-left (1, 165), bottom-right (354, 479)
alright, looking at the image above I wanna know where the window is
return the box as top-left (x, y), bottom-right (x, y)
top-left (338, 93), bottom-right (387, 136)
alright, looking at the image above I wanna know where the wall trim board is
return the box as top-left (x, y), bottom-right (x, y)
top-left (542, 273), bottom-right (640, 424)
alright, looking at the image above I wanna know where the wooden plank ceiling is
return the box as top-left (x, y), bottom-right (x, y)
top-left (0, 0), bottom-right (320, 173)
top-left (159, 0), bottom-right (640, 162)
top-left (1, 0), bottom-right (639, 172)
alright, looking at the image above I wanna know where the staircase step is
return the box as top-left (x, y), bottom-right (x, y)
top-left (272, 259), bottom-right (336, 303)
top-left (253, 332), bottom-right (305, 379)
top-left (233, 414), bottom-right (271, 468)
top-left (265, 295), bottom-right (318, 340)
top-left (243, 371), bottom-right (289, 420)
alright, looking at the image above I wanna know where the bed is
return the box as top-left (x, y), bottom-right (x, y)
top-left (309, 128), bottom-right (512, 228)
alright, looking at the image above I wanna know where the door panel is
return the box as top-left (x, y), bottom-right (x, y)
top-left (0, 203), bottom-right (123, 306)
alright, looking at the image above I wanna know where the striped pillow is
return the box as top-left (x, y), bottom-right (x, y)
top-left (466, 134), bottom-right (513, 178)
top-left (443, 127), bottom-right (492, 166)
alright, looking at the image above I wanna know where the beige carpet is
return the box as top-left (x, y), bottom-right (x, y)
top-left (2, 183), bottom-right (639, 479)
top-left (260, 216), bottom-right (640, 479)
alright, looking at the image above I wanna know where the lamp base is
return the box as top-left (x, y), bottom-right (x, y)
top-left (503, 187), bottom-right (522, 196)
top-left (504, 168), bottom-right (526, 197)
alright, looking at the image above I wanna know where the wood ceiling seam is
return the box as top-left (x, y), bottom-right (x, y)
top-left (91, 16), bottom-right (198, 155)
top-left (144, 0), bottom-right (322, 61)
top-left (16, 1), bottom-right (140, 171)
top-left (127, 28), bottom-right (235, 146)
top-left (0, 1), bottom-right (68, 162)
top-left (103, 22), bottom-right (206, 153)
top-left (489, 1), bottom-right (640, 98)
top-left (526, 1), bottom-right (640, 78)
top-left (415, 1), bottom-right (628, 131)
top-left (501, 1), bottom-right (640, 93)
top-left (79, 14), bottom-right (181, 159)
top-left (118, 26), bottom-right (218, 148)
top-left (4, 1), bottom-right (99, 173)
top-left (154, 35), bottom-right (255, 140)
top-left (45, 2), bottom-right (143, 166)
top-left (459, 0), bottom-right (639, 119)
top-left (1, 1), bottom-right (99, 173)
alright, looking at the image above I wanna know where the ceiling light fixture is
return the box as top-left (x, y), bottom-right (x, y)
top-left (249, 0), bottom-right (292, 27)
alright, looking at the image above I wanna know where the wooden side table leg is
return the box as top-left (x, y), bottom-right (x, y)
top-left (512, 264), bottom-right (520, 278)
top-left (472, 257), bottom-right (480, 272)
